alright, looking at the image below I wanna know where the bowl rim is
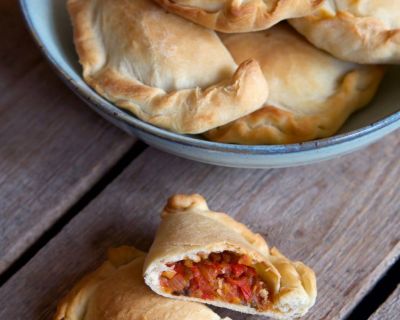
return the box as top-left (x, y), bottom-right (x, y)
top-left (19, 0), bottom-right (400, 155)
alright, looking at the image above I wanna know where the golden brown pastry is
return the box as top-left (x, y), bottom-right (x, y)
top-left (54, 246), bottom-right (231, 320)
top-left (67, 0), bottom-right (268, 134)
top-left (144, 194), bottom-right (317, 318)
top-left (290, 0), bottom-right (400, 64)
top-left (153, 0), bottom-right (323, 33)
top-left (205, 24), bottom-right (384, 145)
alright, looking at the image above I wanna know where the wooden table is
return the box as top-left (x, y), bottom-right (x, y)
top-left (0, 2), bottom-right (399, 319)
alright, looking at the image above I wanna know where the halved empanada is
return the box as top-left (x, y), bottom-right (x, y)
top-left (67, 0), bottom-right (268, 134)
top-left (54, 246), bottom-right (230, 320)
top-left (290, 0), bottom-right (400, 64)
top-left (205, 24), bottom-right (384, 145)
top-left (153, 0), bottom-right (323, 33)
top-left (144, 194), bottom-right (317, 319)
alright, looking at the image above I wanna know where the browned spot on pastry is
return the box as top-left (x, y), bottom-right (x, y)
top-left (163, 194), bottom-right (209, 216)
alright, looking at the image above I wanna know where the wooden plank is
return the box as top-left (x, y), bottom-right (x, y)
top-left (369, 285), bottom-right (400, 320)
top-left (0, 131), bottom-right (399, 320)
top-left (0, 1), bottom-right (135, 273)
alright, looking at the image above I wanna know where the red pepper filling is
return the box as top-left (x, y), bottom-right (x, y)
top-left (160, 251), bottom-right (270, 311)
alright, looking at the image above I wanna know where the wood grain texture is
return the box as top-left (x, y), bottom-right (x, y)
top-left (0, 131), bottom-right (399, 320)
top-left (369, 285), bottom-right (400, 320)
top-left (0, 1), bottom-right (135, 273)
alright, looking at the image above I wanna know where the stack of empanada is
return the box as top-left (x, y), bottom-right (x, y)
top-left (55, 245), bottom-right (232, 320)
top-left (55, 195), bottom-right (317, 319)
top-left (68, 0), bottom-right (397, 145)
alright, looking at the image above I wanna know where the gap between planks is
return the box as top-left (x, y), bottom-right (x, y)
top-left (369, 283), bottom-right (400, 320)
top-left (346, 255), bottom-right (400, 319)
top-left (0, 141), bottom-right (147, 287)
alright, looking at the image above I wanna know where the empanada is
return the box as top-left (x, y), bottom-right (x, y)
top-left (153, 0), bottom-right (323, 33)
top-left (290, 0), bottom-right (400, 64)
top-left (67, 0), bottom-right (268, 134)
top-left (144, 194), bottom-right (317, 318)
top-left (54, 246), bottom-right (230, 320)
top-left (205, 24), bottom-right (384, 145)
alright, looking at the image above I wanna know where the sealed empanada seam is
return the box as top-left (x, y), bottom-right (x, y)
top-left (290, 9), bottom-right (400, 63)
top-left (85, 59), bottom-right (268, 134)
top-left (153, 0), bottom-right (323, 33)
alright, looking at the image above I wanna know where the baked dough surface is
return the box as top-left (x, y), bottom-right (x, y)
top-left (205, 24), bottom-right (384, 144)
top-left (290, 0), bottom-right (400, 64)
top-left (153, 0), bottom-right (323, 32)
top-left (144, 194), bottom-right (317, 318)
top-left (67, 0), bottom-right (268, 134)
top-left (54, 246), bottom-right (230, 320)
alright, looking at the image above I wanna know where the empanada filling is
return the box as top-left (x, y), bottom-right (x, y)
top-left (160, 251), bottom-right (271, 311)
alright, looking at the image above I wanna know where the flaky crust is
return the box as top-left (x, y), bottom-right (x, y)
top-left (67, 0), bottom-right (268, 134)
top-left (54, 246), bottom-right (230, 320)
top-left (290, 0), bottom-right (400, 64)
top-left (144, 194), bottom-right (317, 319)
top-left (205, 24), bottom-right (384, 145)
top-left (153, 0), bottom-right (323, 33)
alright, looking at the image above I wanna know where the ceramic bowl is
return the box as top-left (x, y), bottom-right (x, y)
top-left (19, 0), bottom-right (400, 168)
